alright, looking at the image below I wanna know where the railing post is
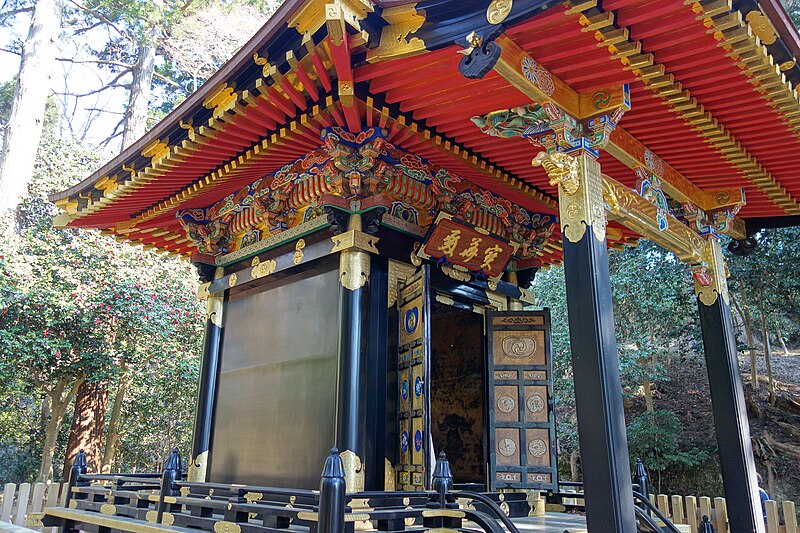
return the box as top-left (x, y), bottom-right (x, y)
top-left (318, 448), bottom-right (346, 533)
top-left (157, 448), bottom-right (182, 524)
top-left (699, 514), bottom-right (714, 533)
top-left (426, 452), bottom-right (458, 530)
top-left (64, 449), bottom-right (88, 508)
top-left (431, 452), bottom-right (453, 509)
top-left (633, 458), bottom-right (650, 516)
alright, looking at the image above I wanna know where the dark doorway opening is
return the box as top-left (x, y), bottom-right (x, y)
top-left (429, 299), bottom-right (486, 488)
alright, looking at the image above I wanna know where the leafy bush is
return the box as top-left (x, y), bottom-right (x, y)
top-left (627, 410), bottom-right (709, 492)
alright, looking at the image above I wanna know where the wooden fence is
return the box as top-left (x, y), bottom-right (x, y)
top-left (651, 493), bottom-right (799, 533)
top-left (0, 483), bottom-right (68, 531)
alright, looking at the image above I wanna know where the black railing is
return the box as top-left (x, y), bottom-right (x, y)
top-left (52, 450), bottom-right (689, 533)
top-left (48, 448), bottom-right (527, 533)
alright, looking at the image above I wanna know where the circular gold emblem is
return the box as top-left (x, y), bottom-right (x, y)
top-left (528, 438), bottom-right (547, 458)
top-left (496, 395), bottom-right (516, 413)
top-left (526, 394), bottom-right (545, 414)
top-left (502, 335), bottom-right (536, 357)
top-left (498, 437), bottom-right (517, 457)
top-left (487, 0), bottom-right (512, 25)
top-left (228, 273), bottom-right (237, 287)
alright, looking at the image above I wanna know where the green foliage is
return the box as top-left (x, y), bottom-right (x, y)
top-left (725, 228), bottom-right (800, 346)
top-left (627, 410), bottom-right (709, 491)
top-left (0, 134), bottom-right (204, 481)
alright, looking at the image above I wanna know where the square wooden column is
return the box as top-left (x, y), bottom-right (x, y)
top-left (695, 237), bottom-right (764, 533)
top-left (538, 150), bottom-right (637, 533)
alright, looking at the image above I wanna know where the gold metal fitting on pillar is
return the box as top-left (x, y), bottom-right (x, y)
top-left (332, 214), bottom-right (380, 291)
top-left (340, 449), bottom-right (366, 493)
top-left (206, 267), bottom-right (225, 327)
top-left (187, 450), bottom-right (209, 482)
top-left (692, 236), bottom-right (730, 307)
top-left (533, 150), bottom-right (606, 243)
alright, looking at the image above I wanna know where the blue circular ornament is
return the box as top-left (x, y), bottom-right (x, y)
top-left (404, 307), bottom-right (418, 334)
top-left (414, 376), bottom-right (423, 397)
top-left (414, 430), bottom-right (423, 452)
top-left (401, 379), bottom-right (410, 400)
top-left (401, 431), bottom-right (409, 452)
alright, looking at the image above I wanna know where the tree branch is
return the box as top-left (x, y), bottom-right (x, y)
top-left (153, 71), bottom-right (179, 87)
top-left (66, 0), bottom-right (132, 44)
top-left (0, 7), bottom-right (33, 19)
top-left (56, 56), bottom-right (135, 70)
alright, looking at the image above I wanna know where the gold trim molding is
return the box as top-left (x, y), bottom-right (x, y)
top-left (693, 237), bottom-right (730, 307)
top-left (536, 151), bottom-right (605, 243)
top-left (602, 175), bottom-right (704, 263)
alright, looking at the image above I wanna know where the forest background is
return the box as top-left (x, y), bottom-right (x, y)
top-left (1, 0), bottom-right (800, 503)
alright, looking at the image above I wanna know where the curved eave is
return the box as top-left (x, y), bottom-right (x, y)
top-left (49, 0), bottom-right (800, 262)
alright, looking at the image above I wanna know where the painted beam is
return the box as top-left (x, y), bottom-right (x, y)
top-left (485, 32), bottom-right (748, 239)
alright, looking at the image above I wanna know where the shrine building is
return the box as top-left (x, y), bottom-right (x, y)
top-left (49, 0), bottom-right (800, 531)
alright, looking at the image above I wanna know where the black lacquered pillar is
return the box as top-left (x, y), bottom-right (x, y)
top-left (333, 214), bottom-right (379, 492)
top-left (696, 237), bottom-right (764, 533)
top-left (539, 150), bottom-right (637, 533)
top-left (188, 267), bottom-right (224, 482)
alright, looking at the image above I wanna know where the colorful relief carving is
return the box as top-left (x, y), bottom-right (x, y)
top-left (634, 169), bottom-right (669, 232)
top-left (668, 193), bottom-right (745, 238)
top-left (176, 127), bottom-right (556, 260)
top-left (472, 101), bottom-right (624, 155)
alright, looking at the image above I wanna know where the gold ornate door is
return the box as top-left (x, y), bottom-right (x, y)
top-left (396, 266), bottom-right (431, 490)
top-left (487, 310), bottom-right (557, 491)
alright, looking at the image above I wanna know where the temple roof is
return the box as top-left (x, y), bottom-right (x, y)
top-left (51, 0), bottom-right (800, 264)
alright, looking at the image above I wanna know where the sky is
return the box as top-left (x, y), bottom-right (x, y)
top-left (1, 11), bottom-right (152, 157)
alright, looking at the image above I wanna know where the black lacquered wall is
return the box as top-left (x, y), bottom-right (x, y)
top-left (210, 268), bottom-right (340, 488)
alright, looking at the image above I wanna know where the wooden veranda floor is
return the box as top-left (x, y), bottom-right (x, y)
top-left (507, 513), bottom-right (587, 532)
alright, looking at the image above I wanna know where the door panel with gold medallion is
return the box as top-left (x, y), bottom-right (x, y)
top-left (487, 310), bottom-right (557, 491)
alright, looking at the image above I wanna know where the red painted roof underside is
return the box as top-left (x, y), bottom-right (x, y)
top-left (354, 0), bottom-right (800, 219)
top-left (67, 0), bottom-right (800, 259)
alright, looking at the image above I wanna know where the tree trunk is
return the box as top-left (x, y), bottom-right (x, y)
top-left (37, 376), bottom-right (83, 482)
top-left (758, 288), bottom-right (776, 406)
top-left (775, 325), bottom-right (790, 355)
top-left (0, 0), bottom-right (62, 211)
top-left (101, 371), bottom-right (130, 473)
top-left (40, 394), bottom-right (50, 434)
top-left (62, 380), bottom-right (108, 478)
top-left (732, 288), bottom-right (759, 389)
top-left (38, 400), bottom-right (67, 482)
top-left (569, 450), bottom-right (581, 482)
top-left (121, 25), bottom-right (158, 149)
